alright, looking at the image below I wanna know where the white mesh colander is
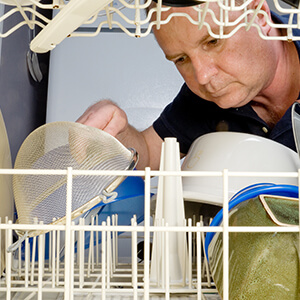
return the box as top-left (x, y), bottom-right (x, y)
top-left (12, 121), bottom-right (138, 241)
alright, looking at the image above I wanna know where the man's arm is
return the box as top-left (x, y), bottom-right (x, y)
top-left (76, 100), bottom-right (163, 170)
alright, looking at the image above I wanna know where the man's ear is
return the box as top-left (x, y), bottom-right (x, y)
top-left (248, 0), bottom-right (272, 35)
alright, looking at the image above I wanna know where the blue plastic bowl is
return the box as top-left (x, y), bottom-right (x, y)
top-left (23, 175), bottom-right (146, 260)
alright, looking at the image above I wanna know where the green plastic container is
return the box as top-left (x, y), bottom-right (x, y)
top-left (208, 195), bottom-right (300, 300)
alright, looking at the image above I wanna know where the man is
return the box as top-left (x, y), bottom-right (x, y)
top-left (77, 0), bottom-right (300, 170)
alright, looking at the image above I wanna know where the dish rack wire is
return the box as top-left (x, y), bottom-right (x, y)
top-left (2, 0), bottom-right (300, 53)
top-left (0, 167), bottom-right (299, 299)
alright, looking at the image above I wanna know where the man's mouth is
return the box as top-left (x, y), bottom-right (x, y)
top-left (207, 86), bottom-right (228, 97)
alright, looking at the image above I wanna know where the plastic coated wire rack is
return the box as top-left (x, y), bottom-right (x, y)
top-left (2, 0), bottom-right (300, 53)
top-left (0, 167), bottom-right (299, 299)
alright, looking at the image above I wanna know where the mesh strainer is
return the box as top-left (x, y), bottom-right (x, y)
top-left (12, 121), bottom-right (138, 241)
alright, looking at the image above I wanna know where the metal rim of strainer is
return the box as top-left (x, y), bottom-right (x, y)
top-left (12, 147), bottom-right (139, 241)
top-left (104, 147), bottom-right (138, 194)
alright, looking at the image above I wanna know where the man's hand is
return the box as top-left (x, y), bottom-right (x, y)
top-left (77, 99), bottom-right (163, 170)
top-left (76, 100), bottom-right (128, 137)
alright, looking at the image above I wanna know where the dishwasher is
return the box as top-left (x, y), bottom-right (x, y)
top-left (0, 0), bottom-right (300, 299)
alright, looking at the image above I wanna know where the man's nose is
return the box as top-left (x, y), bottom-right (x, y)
top-left (192, 57), bottom-right (218, 85)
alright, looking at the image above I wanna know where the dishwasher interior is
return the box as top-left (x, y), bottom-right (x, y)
top-left (1, 0), bottom-right (300, 299)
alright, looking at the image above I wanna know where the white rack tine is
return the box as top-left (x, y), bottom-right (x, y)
top-left (30, 235), bottom-right (37, 286)
top-left (105, 2), bottom-right (113, 29)
top-left (25, 238), bottom-right (29, 288)
top-left (188, 218), bottom-right (193, 289)
top-left (79, 218), bottom-right (85, 289)
top-left (134, 0), bottom-right (141, 37)
top-left (165, 223), bottom-right (170, 300)
top-left (115, 214), bottom-right (119, 266)
top-left (219, 2), bottom-right (224, 39)
top-left (287, 11), bottom-right (294, 41)
top-left (143, 167), bottom-right (151, 300)
top-left (196, 222), bottom-right (202, 300)
top-left (200, 218), bottom-right (211, 287)
top-left (161, 218), bottom-right (165, 288)
top-left (151, 218), bottom-right (159, 287)
top-left (70, 221), bottom-right (75, 299)
top-left (42, 226), bottom-right (46, 277)
top-left (18, 242), bottom-right (21, 277)
top-left (64, 167), bottom-right (73, 300)
top-left (51, 226), bottom-right (56, 288)
top-left (112, 214), bottom-right (116, 272)
top-left (96, 214), bottom-right (99, 265)
top-left (38, 225), bottom-right (44, 300)
top-left (193, 215), bottom-right (197, 265)
top-left (131, 217), bottom-right (138, 300)
top-left (156, 0), bottom-right (163, 30)
top-left (224, 0), bottom-right (229, 24)
top-left (14, 2), bottom-right (34, 30)
top-left (6, 220), bottom-right (13, 300)
top-left (87, 215), bottom-right (95, 277)
top-left (198, 1), bottom-right (209, 30)
top-left (182, 218), bottom-right (187, 287)
top-left (92, 216), bottom-right (95, 274)
top-left (56, 230), bottom-right (60, 287)
top-left (245, 0), bottom-right (264, 31)
top-left (48, 230), bottom-right (51, 272)
top-left (101, 221), bottom-right (106, 300)
top-left (222, 169), bottom-right (230, 300)
top-left (106, 216), bottom-right (111, 287)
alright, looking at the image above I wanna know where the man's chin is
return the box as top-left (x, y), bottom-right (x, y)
top-left (198, 92), bottom-right (249, 109)
top-left (212, 98), bottom-right (248, 110)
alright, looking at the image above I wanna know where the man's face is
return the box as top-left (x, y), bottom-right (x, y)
top-left (152, 4), bottom-right (278, 109)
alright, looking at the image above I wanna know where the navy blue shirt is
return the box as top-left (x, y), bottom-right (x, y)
top-left (153, 13), bottom-right (300, 154)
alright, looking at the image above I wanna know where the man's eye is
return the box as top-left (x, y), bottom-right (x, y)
top-left (175, 55), bottom-right (187, 64)
top-left (207, 39), bottom-right (219, 46)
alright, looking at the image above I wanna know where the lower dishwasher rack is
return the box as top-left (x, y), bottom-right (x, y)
top-left (0, 166), bottom-right (299, 300)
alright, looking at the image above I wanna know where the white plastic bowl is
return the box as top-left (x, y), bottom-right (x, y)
top-left (182, 132), bottom-right (300, 206)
